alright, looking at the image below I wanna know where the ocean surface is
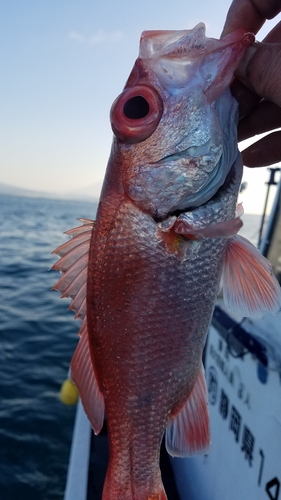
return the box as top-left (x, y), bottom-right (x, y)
top-left (0, 194), bottom-right (97, 500)
top-left (0, 193), bottom-right (261, 500)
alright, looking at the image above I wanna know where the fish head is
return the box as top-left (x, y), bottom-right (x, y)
top-left (109, 23), bottom-right (253, 219)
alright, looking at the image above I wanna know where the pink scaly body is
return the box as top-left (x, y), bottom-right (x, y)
top-left (52, 24), bottom-right (281, 500)
top-left (88, 183), bottom-right (228, 499)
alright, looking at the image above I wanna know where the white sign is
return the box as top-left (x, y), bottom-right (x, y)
top-left (171, 325), bottom-right (281, 500)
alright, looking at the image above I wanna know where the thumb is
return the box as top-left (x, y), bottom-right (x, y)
top-left (235, 43), bottom-right (281, 107)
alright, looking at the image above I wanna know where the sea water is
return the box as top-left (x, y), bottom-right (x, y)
top-left (0, 193), bottom-right (261, 500)
top-left (0, 194), bottom-right (97, 500)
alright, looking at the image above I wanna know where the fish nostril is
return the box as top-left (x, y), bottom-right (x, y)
top-left (123, 96), bottom-right (150, 119)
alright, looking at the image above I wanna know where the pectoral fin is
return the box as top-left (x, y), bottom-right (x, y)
top-left (175, 215), bottom-right (243, 239)
top-left (165, 366), bottom-right (210, 457)
top-left (222, 235), bottom-right (281, 318)
top-left (174, 203), bottom-right (244, 240)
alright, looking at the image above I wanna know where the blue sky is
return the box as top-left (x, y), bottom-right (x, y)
top-left (1, 0), bottom-right (280, 211)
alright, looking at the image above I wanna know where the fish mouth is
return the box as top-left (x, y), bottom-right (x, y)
top-left (139, 24), bottom-right (253, 101)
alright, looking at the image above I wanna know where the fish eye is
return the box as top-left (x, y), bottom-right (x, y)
top-left (123, 96), bottom-right (150, 120)
top-left (110, 84), bottom-right (163, 144)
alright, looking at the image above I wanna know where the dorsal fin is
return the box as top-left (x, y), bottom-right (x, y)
top-left (52, 219), bottom-right (95, 320)
top-left (165, 366), bottom-right (210, 457)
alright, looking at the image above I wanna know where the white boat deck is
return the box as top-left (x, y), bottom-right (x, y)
top-left (64, 400), bottom-right (91, 500)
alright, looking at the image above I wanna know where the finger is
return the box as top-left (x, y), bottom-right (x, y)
top-left (235, 42), bottom-right (281, 107)
top-left (222, 0), bottom-right (281, 36)
top-left (230, 79), bottom-right (261, 120)
top-left (235, 22), bottom-right (281, 84)
top-left (232, 22), bottom-right (281, 119)
top-left (241, 131), bottom-right (281, 167)
top-left (238, 100), bottom-right (281, 141)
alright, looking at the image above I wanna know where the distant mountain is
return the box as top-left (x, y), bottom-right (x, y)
top-left (0, 181), bottom-right (102, 202)
top-left (0, 182), bottom-right (59, 199)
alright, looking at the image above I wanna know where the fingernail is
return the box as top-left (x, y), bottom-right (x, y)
top-left (235, 45), bottom-right (257, 79)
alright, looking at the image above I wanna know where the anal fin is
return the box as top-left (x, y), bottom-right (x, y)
top-left (165, 366), bottom-right (210, 457)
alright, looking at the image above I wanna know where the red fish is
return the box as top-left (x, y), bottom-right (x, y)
top-left (52, 24), bottom-right (281, 500)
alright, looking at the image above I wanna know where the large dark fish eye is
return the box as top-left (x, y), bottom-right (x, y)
top-left (123, 96), bottom-right (150, 120)
top-left (110, 84), bottom-right (163, 144)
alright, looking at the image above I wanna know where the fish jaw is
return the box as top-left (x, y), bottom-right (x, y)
top-left (109, 25), bottom-right (254, 219)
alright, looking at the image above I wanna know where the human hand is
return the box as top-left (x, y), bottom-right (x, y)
top-left (222, 0), bottom-right (281, 167)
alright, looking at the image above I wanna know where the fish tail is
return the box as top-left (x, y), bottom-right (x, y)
top-left (102, 467), bottom-right (167, 500)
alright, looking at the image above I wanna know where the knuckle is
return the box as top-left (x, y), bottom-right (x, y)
top-left (247, 44), bottom-right (281, 106)
top-left (253, 0), bottom-right (281, 20)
